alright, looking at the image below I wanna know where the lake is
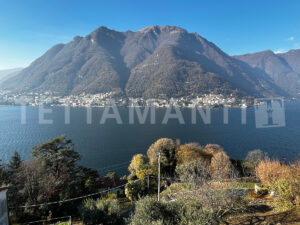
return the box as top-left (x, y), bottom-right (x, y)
top-left (0, 101), bottom-right (299, 175)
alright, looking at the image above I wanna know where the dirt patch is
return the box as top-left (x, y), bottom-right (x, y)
top-left (224, 207), bottom-right (300, 225)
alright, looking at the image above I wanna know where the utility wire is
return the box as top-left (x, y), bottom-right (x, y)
top-left (21, 216), bottom-right (71, 225)
top-left (10, 184), bottom-right (126, 209)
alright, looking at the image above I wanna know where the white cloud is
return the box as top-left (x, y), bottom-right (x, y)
top-left (274, 49), bottom-right (288, 54)
top-left (288, 36), bottom-right (295, 41)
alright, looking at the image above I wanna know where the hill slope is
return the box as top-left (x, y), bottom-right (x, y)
top-left (1, 26), bottom-right (287, 98)
top-left (0, 68), bottom-right (22, 85)
top-left (234, 50), bottom-right (300, 96)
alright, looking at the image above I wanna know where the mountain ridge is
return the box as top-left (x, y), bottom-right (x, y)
top-left (0, 68), bottom-right (23, 85)
top-left (234, 49), bottom-right (300, 96)
top-left (1, 25), bottom-right (291, 98)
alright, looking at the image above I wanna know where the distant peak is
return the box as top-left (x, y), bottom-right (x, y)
top-left (237, 50), bottom-right (274, 57)
top-left (96, 26), bottom-right (110, 31)
top-left (90, 26), bottom-right (115, 35)
top-left (285, 49), bottom-right (300, 54)
top-left (139, 25), bottom-right (187, 34)
top-left (72, 36), bottom-right (83, 42)
top-left (260, 50), bottom-right (274, 55)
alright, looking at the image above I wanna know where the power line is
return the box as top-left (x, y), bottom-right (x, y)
top-left (21, 216), bottom-right (71, 225)
top-left (97, 161), bottom-right (130, 171)
top-left (10, 184), bottom-right (126, 209)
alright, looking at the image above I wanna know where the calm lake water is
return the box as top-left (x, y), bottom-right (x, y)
top-left (0, 102), bottom-right (299, 175)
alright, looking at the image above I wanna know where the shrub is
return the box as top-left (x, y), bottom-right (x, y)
top-left (210, 151), bottom-right (235, 180)
top-left (176, 143), bottom-right (205, 165)
top-left (128, 197), bottom-right (218, 225)
top-left (177, 200), bottom-right (218, 225)
top-left (79, 198), bottom-right (123, 225)
top-left (256, 159), bottom-right (291, 186)
top-left (175, 159), bottom-right (210, 186)
top-left (243, 149), bottom-right (267, 176)
top-left (136, 169), bottom-right (154, 180)
top-left (101, 193), bottom-right (118, 200)
top-left (125, 179), bottom-right (148, 201)
top-left (270, 177), bottom-right (299, 210)
top-left (262, 160), bottom-right (300, 211)
top-left (128, 154), bottom-right (149, 175)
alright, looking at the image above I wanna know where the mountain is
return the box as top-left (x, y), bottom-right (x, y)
top-left (234, 50), bottom-right (300, 96)
top-left (1, 26), bottom-right (288, 98)
top-left (0, 68), bottom-right (22, 85)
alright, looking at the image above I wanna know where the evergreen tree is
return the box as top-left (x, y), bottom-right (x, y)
top-left (9, 151), bottom-right (22, 171)
top-left (31, 134), bottom-right (81, 180)
top-left (0, 160), bottom-right (7, 185)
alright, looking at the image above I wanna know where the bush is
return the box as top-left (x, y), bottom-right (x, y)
top-left (136, 169), bottom-right (154, 180)
top-left (177, 200), bottom-right (218, 225)
top-left (128, 197), bottom-right (218, 225)
top-left (262, 161), bottom-right (300, 211)
top-left (79, 198), bottom-right (123, 225)
top-left (128, 197), bottom-right (168, 225)
top-left (128, 154), bottom-right (149, 175)
top-left (256, 159), bottom-right (291, 186)
top-left (210, 151), bottom-right (235, 180)
top-left (125, 180), bottom-right (148, 201)
top-left (270, 178), bottom-right (298, 211)
top-left (175, 159), bottom-right (210, 186)
top-left (101, 193), bottom-right (118, 200)
top-left (176, 143), bottom-right (205, 165)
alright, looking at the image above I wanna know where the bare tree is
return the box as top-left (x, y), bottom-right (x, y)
top-left (210, 151), bottom-right (236, 181)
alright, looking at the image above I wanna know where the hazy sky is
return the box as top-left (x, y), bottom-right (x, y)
top-left (0, 0), bottom-right (300, 70)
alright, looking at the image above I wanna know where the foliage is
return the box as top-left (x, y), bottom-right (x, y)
top-left (83, 167), bottom-right (100, 193)
top-left (128, 154), bottom-right (149, 175)
top-left (245, 149), bottom-right (266, 163)
top-left (101, 193), bottom-right (118, 200)
top-left (0, 160), bottom-right (8, 185)
top-left (269, 163), bottom-right (300, 209)
top-left (176, 143), bottom-right (205, 165)
top-left (136, 169), bottom-right (154, 180)
top-left (8, 135), bottom-right (99, 220)
top-left (127, 173), bottom-right (137, 181)
top-left (79, 198), bottom-right (123, 225)
top-left (125, 180), bottom-right (148, 201)
top-left (147, 138), bottom-right (177, 176)
top-left (175, 159), bottom-right (210, 186)
top-left (128, 197), bottom-right (168, 225)
top-left (177, 182), bottom-right (248, 220)
top-left (12, 159), bottom-right (56, 217)
top-left (106, 172), bottom-right (118, 180)
top-left (243, 149), bottom-right (267, 176)
top-left (223, 181), bottom-right (257, 189)
top-left (105, 172), bottom-right (120, 187)
top-left (128, 196), bottom-right (218, 225)
top-left (31, 135), bottom-right (81, 180)
top-left (257, 160), bottom-right (300, 211)
top-left (210, 151), bottom-right (235, 180)
top-left (8, 151), bottom-right (22, 172)
top-left (57, 222), bottom-right (70, 225)
top-left (203, 144), bottom-right (224, 154)
top-left (161, 183), bottom-right (193, 200)
top-left (256, 159), bottom-right (291, 186)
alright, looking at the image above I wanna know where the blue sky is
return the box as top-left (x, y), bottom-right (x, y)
top-left (0, 0), bottom-right (300, 70)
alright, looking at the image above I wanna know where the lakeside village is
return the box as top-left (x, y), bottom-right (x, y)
top-left (0, 90), bottom-right (259, 108)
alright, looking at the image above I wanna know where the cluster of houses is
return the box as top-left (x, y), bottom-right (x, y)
top-left (0, 90), bottom-right (251, 108)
